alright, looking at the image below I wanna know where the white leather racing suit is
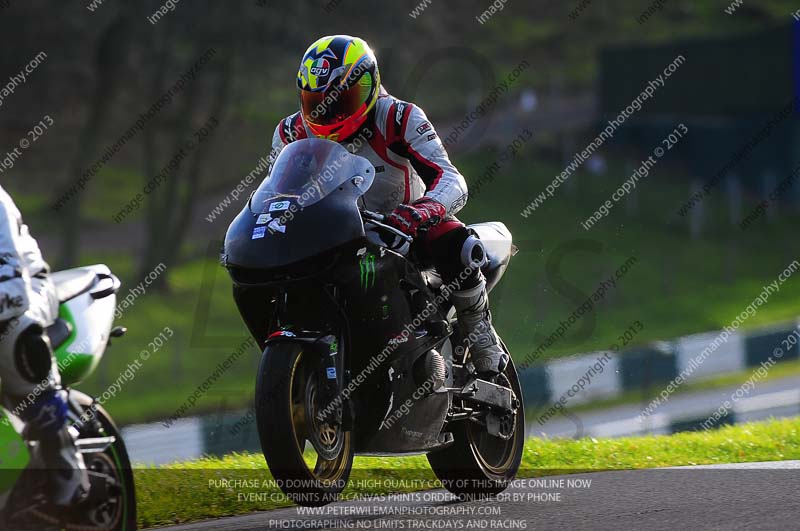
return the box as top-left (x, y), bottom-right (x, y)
top-left (270, 91), bottom-right (469, 217)
top-left (0, 184), bottom-right (59, 398)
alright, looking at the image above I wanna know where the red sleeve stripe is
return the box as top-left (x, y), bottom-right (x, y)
top-left (386, 102), bottom-right (401, 144)
top-left (406, 142), bottom-right (444, 191)
top-left (385, 102), bottom-right (444, 191)
top-left (368, 123), bottom-right (411, 203)
top-left (291, 114), bottom-right (308, 140)
top-left (278, 123), bottom-right (289, 144)
top-left (278, 114), bottom-right (308, 145)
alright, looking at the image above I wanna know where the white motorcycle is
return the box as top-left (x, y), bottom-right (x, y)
top-left (0, 265), bottom-right (137, 531)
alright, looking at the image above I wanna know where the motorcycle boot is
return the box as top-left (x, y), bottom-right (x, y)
top-left (451, 275), bottom-right (509, 377)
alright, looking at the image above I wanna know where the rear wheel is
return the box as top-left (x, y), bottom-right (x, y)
top-left (427, 356), bottom-right (524, 498)
top-left (255, 342), bottom-right (353, 507)
top-left (24, 390), bottom-right (138, 531)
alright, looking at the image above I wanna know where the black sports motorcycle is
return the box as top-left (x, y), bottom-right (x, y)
top-left (223, 138), bottom-right (523, 506)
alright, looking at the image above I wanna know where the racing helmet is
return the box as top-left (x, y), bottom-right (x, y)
top-left (297, 35), bottom-right (381, 142)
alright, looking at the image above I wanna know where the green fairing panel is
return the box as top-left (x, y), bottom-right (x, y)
top-left (0, 411), bottom-right (30, 493)
top-left (54, 304), bottom-right (99, 386)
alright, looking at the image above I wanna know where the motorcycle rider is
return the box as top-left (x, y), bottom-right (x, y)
top-left (0, 184), bottom-right (89, 506)
top-left (270, 35), bottom-right (508, 375)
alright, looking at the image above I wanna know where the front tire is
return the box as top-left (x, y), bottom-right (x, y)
top-left (255, 341), bottom-right (353, 507)
top-left (427, 356), bottom-right (524, 498)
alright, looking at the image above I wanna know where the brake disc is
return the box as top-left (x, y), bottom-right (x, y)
top-left (304, 372), bottom-right (344, 460)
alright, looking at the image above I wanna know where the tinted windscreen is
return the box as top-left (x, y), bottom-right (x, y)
top-left (251, 138), bottom-right (362, 212)
top-left (225, 138), bottom-right (376, 270)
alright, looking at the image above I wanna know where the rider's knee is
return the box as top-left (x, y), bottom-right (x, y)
top-left (423, 226), bottom-right (488, 286)
top-left (461, 232), bottom-right (487, 270)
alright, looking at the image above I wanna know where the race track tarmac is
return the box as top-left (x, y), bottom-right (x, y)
top-left (159, 462), bottom-right (800, 531)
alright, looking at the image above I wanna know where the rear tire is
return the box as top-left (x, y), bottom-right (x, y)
top-left (427, 356), bottom-right (524, 498)
top-left (255, 341), bottom-right (353, 507)
top-left (26, 390), bottom-right (138, 530)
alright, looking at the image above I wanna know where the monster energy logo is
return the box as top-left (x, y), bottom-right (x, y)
top-left (359, 252), bottom-right (376, 290)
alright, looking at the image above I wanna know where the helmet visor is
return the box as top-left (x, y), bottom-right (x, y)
top-left (301, 75), bottom-right (372, 127)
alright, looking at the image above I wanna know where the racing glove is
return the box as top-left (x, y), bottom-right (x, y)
top-left (386, 197), bottom-right (446, 238)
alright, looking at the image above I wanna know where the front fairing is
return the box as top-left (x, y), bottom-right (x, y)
top-left (223, 139), bottom-right (375, 271)
top-left (224, 188), bottom-right (365, 270)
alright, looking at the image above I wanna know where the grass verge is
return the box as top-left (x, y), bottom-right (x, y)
top-left (135, 416), bottom-right (800, 528)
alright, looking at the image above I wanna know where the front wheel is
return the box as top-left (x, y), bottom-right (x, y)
top-left (427, 356), bottom-right (525, 498)
top-left (255, 341), bottom-right (353, 507)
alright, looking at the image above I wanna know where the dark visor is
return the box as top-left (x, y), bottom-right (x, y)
top-left (301, 77), bottom-right (371, 126)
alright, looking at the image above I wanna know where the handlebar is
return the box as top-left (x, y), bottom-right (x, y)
top-left (361, 209), bottom-right (385, 223)
top-left (360, 209), bottom-right (413, 244)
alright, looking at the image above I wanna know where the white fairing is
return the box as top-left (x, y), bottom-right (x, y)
top-left (63, 291), bottom-right (115, 357)
top-left (61, 265), bottom-right (116, 358)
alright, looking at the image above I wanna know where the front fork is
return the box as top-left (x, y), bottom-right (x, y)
top-left (316, 334), bottom-right (349, 429)
top-left (268, 284), bottom-right (353, 430)
top-left (264, 330), bottom-right (352, 430)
